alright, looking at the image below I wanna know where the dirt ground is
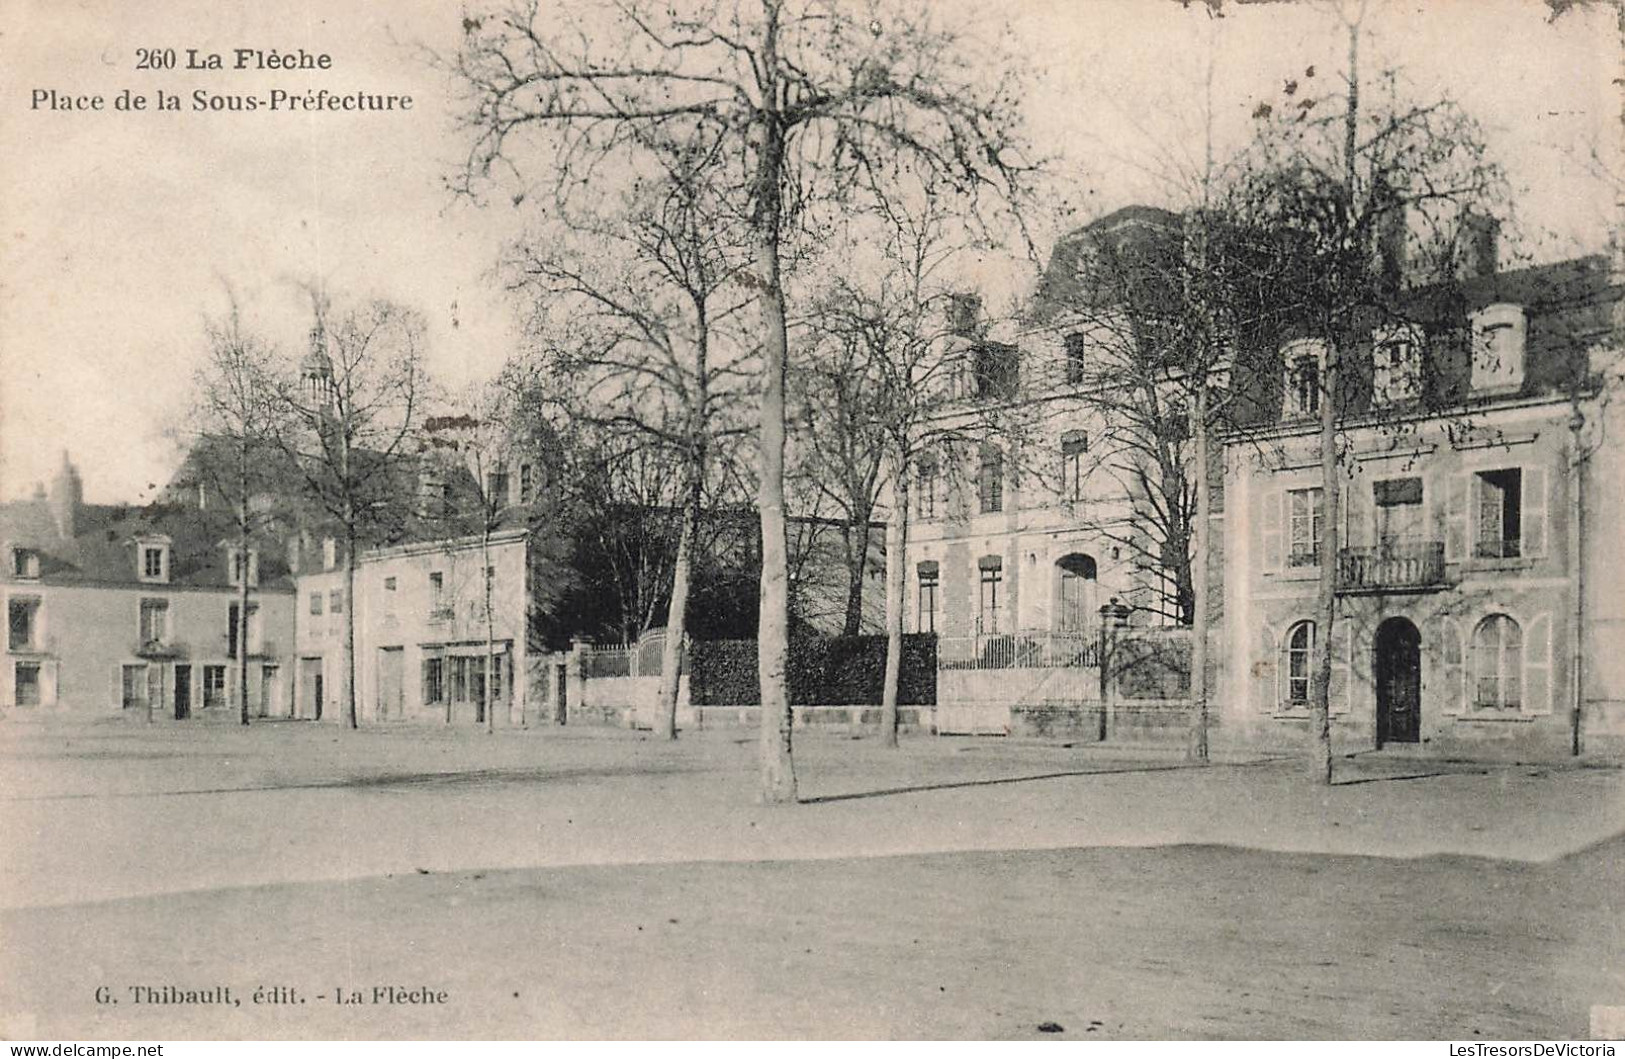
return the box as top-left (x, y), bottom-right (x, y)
top-left (1, 720), bottom-right (1621, 1039)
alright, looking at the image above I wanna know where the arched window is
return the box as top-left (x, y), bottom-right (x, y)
top-left (1472, 613), bottom-right (1523, 709)
top-left (1055, 553), bottom-right (1097, 633)
top-left (1283, 621), bottom-right (1315, 706)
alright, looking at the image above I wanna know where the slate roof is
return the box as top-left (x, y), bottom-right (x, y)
top-left (0, 498), bottom-right (296, 591)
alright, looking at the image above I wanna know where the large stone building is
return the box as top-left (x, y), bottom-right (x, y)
top-left (1220, 251), bottom-right (1625, 756)
top-left (903, 207), bottom-right (1185, 655)
top-left (1, 452), bottom-right (298, 718)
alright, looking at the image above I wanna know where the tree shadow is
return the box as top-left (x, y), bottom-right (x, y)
top-left (1331, 767), bottom-right (1489, 787)
top-left (799, 761), bottom-right (1198, 805)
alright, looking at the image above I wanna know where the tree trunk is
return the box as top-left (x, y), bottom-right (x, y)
top-left (880, 448), bottom-right (909, 749)
top-left (657, 493), bottom-right (695, 741)
top-left (841, 520), bottom-right (869, 637)
top-left (238, 464), bottom-right (252, 727)
top-left (752, 58), bottom-right (796, 804)
top-left (484, 524), bottom-right (496, 735)
top-left (1186, 386), bottom-right (1209, 762)
top-left (1310, 348), bottom-right (1339, 785)
top-left (343, 527), bottom-right (358, 730)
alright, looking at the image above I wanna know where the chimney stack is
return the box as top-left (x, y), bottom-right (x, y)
top-left (1457, 212), bottom-right (1500, 281)
top-left (947, 292), bottom-right (982, 339)
top-left (47, 450), bottom-right (82, 540)
top-left (1372, 180), bottom-right (1407, 289)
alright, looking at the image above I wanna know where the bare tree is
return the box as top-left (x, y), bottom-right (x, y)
top-left (1223, 4), bottom-right (1507, 782)
top-left (802, 187), bottom-right (998, 746)
top-left (271, 289), bottom-right (428, 730)
top-left (188, 293), bottom-right (284, 726)
top-left (505, 153), bottom-right (756, 739)
top-left (441, 0), bottom-right (1034, 801)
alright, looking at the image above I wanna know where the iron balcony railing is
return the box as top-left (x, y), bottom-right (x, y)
top-left (1336, 540), bottom-right (1447, 593)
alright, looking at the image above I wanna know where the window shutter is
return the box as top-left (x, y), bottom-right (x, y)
top-left (1261, 490), bottom-right (1283, 571)
top-left (1345, 479), bottom-right (1371, 550)
top-left (1260, 623), bottom-right (1278, 712)
top-left (1329, 622), bottom-right (1352, 716)
top-left (1439, 617), bottom-right (1465, 715)
top-left (1521, 466), bottom-right (1548, 558)
top-left (111, 664), bottom-right (124, 709)
top-left (1524, 613), bottom-right (1552, 715)
top-left (421, 657), bottom-right (433, 706)
top-left (1445, 474), bottom-right (1470, 561)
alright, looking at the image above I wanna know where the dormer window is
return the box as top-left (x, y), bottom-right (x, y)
top-left (1372, 324), bottom-right (1423, 406)
top-left (11, 548), bottom-right (39, 580)
top-left (1470, 303), bottom-right (1525, 392)
top-left (1282, 339), bottom-right (1327, 419)
top-left (136, 539), bottom-right (171, 584)
top-left (226, 547), bottom-right (259, 588)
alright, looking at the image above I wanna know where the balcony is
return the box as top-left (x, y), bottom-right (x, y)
top-left (428, 604), bottom-right (455, 623)
top-left (134, 638), bottom-right (185, 659)
top-left (1336, 541), bottom-right (1447, 594)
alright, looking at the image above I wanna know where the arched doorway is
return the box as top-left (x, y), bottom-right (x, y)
top-left (1055, 553), bottom-right (1098, 634)
top-left (1375, 617), bottom-right (1421, 746)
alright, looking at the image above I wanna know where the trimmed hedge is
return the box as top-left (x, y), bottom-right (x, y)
top-left (688, 634), bottom-right (937, 707)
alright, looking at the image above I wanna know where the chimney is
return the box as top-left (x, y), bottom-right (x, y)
top-left (1372, 180), bottom-right (1407, 289)
top-left (947, 292), bottom-right (982, 338)
top-left (47, 450), bottom-right (82, 540)
top-left (1457, 212), bottom-right (1500, 281)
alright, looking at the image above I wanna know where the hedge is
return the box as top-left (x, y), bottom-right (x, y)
top-left (688, 634), bottom-right (937, 707)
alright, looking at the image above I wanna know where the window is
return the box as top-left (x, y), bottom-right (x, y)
top-left (309, 592), bottom-right (324, 616)
top-left (227, 602), bottom-right (260, 659)
top-left (1470, 304), bottom-right (1526, 391)
top-left (1064, 332), bottom-right (1088, 385)
top-left (916, 562), bottom-right (939, 634)
top-left (1284, 621), bottom-right (1315, 706)
top-left (424, 656), bottom-right (445, 704)
top-left (1472, 614), bottom-right (1523, 709)
top-left (202, 665), bottom-right (227, 709)
top-left (1282, 339), bottom-right (1324, 419)
top-left (12, 548), bottom-right (39, 579)
top-left (1287, 488), bottom-right (1324, 567)
top-left (1475, 469), bottom-right (1522, 558)
top-left (227, 548), bottom-right (259, 588)
top-left (138, 598), bottom-right (168, 645)
top-left (14, 661), bottom-right (40, 706)
top-left (322, 538), bottom-right (337, 571)
top-left (914, 456), bottom-right (940, 521)
top-left (139, 544), bottom-right (168, 583)
top-left (487, 467), bottom-right (509, 507)
top-left (8, 596), bottom-right (39, 650)
top-left (1372, 325), bottom-right (1423, 405)
top-left (329, 588), bottom-right (344, 614)
top-left (1374, 477), bottom-right (1424, 548)
top-left (972, 343), bottom-right (1019, 401)
top-left (978, 444), bottom-right (1004, 514)
top-left (121, 664), bottom-right (147, 709)
top-left (977, 557), bottom-right (1003, 635)
top-left (1061, 432), bottom-right (1089, 501)
top-left (519, 464), bottom-right (534, 505)
top-left (449, 656), bottom-right (468, 702)
top-left (383, 576), bottom-right (398, 615)
top-left (429, 572), bottom-right (451, 620)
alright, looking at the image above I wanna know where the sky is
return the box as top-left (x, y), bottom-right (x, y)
top-left (1, 0), bottom-right (1618, 504)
